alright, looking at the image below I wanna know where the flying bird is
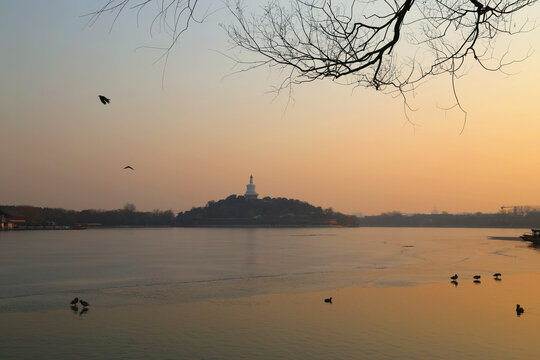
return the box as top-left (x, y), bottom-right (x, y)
top-left (123, 166), bottom-right (134, 170)
top-left (98, 95), bottom-right (110, 105)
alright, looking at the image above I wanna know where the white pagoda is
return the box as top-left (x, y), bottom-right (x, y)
top-left (244, 175), bottom-right (258, 199)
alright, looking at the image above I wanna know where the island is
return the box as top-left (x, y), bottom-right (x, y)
top-left (176, 195), bottom-right (360, 227)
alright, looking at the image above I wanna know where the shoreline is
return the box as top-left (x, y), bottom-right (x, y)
top-left (2, 224), bottom-right (534, 231)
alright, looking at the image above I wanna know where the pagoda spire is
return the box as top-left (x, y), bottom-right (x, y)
top-left (245, 175), bottom-right (258, 199)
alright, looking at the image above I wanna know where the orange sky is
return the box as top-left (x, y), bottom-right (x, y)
top-left (1, 1), bottom-right (540, 215)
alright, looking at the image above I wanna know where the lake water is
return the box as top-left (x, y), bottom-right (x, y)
top-left (1, 227), bottom-right (540, 359)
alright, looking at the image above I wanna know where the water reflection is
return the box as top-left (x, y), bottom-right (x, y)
top-left (450, 280), bottom-right (458, 287)
top-left (5, 276), bottom-right (540, 360)
top-left (70, 305), bottom-right (78, 314)
top-left (2, 227), bottom-right (539, 313)
top-left (473, 280), bottom-right (481, 284)
top-left (244, 229), bottom-right (257, 275)
top-left (79, 308), bottom-right (89, 317)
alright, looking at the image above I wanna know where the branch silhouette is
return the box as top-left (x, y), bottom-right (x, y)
top-left (89, 0), bottom-right (537, 127)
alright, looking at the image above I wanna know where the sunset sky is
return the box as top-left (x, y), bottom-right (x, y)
top-left (1, 1), bottom-right (540, 215)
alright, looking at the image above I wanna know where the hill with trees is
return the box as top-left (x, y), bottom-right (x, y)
top-left (176, 195), bottom-right (360, 227)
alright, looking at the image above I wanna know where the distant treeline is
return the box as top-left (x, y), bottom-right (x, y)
top-left (359, 211), bottom-right (540, 228)
top-left (6, 202), bottom-right (540, 229)
top-left (1, 204), bottom-right (175, 227)
top-left (176, 195), bottom-right (360, 226)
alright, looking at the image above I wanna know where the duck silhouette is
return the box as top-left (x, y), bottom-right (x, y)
top-left (450, 274), bottom-right (458, 280)
top-left (516, 304), bottom-right (524, 316)
top-left (473, 275), bottom-right (481, 280)
top-left (324, 297), bottom-right (332, 304)
top-left (80, 300), bottom-right (89, 307)
top-left (70, 297), bottom-right (79, 305)
top-left (493, 273), bottom-right (501, 278)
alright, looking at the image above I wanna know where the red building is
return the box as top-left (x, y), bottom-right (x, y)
top-left (0, 208), bottom-right (26, 230)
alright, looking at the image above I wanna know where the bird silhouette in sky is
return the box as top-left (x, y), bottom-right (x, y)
top-left (98, 95), bottom-right (110, 105)
top-left (123, 166), bottom-right (134, 170)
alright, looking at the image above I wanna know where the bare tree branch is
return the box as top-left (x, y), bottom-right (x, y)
top-left (224, 0), bottom-right (534, 91)
top-left (89, 0), bottom-right (537, 128)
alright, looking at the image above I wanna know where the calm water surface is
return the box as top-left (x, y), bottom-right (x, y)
top-left (1, 227), bottom-right (539, 359)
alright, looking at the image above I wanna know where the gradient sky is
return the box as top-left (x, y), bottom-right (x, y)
top-left (1, 1), bottom-right (540, 215)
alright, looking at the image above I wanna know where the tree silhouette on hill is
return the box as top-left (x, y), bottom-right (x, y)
top-left (176, 195), bottom-right (359, 226)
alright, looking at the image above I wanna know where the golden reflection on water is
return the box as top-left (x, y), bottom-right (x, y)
top-left (2, 273), bottom-right (540, 359)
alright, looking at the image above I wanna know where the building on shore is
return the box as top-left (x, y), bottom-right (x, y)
top-left (244, 175), bottom-right (258, 199)
top-left (0, 208), bottom-right (26, 230)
